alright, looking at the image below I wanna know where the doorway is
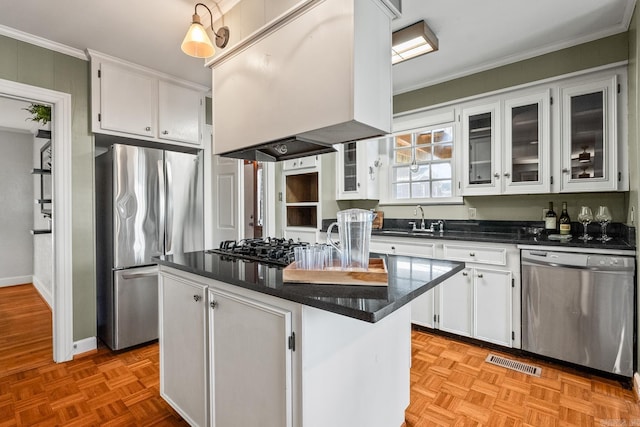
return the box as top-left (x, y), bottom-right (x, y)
top-left (0, 79), bottom-right (74, 363)
top-left (243, 160), bottom-right (264, 238)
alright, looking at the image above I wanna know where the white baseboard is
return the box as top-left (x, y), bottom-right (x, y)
top-left (0, 275), bottom-right (33, 287)
top-left (73, 337), bottom-right (97, 356)
top-left (32, 275), bottom-right (53, 309)
top-left (634, 373), bottom-right (640, 401)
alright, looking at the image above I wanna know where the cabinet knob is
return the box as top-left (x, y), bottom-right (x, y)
top-left (503, 172), bottom-right (511, 178)
top-left (193, 295), bottom-right (202, 302)
top-left (462, 271), bottom-right (468, 276)
top-left (562, 168), bottom-right (570, 174)
top-left (357, 182), bottom-right (361, 188)
top-left (477, 273), bottom-right (484, 278)
top-left (210, 301), bottom-right (217, 309)
top-left (391, 246), bottom-right (396, 251)
top-left (145, 126), bottom-right (151, 131)
top-left (162, 130), bottom-right (169, 135)
top-left (469, 252), bottom-right (475, 257)
top-left (493, 173), bottom-right (500, 178)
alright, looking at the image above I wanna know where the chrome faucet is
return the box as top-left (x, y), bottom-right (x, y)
top-left (431, 219), bottom-right (445, 233)
top-left (414, 205), bottom-right (426, 230)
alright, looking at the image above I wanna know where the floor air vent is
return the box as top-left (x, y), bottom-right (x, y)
top-left (485, 354), bottom-right (542, 377)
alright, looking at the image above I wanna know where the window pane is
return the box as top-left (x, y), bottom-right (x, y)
top-left (394, 134), bottom-right (412, 149)
top-left (433, 143), bottom-right (452, 160)
top-left (416, 132), bottom-right (432, 145)
top-left (431, 163), bottom-right (451, 179)
top-left (432, 180), bottom-right (452, 197)
top-left (411, 182), bottom-right (430, 198)
top-left (394, 149), bottom-right (412, 164)
top-left (415, 146), bottom-right (432, 162)
top-left (411, 164), bottom-right (430, 180)
top-left (394, 183), bottom-right (410, 199)
top-left (393, 166), bottom-right (410, 182)
top-left (433, 127), bottom-right (453, 143)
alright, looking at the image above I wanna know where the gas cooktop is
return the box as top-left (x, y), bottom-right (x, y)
top-left (206, 237), bottom-right (308, 267)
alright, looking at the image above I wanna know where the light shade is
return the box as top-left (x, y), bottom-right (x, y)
top-left (392, 20), bottom-right (439, 65)
top-left (181, 14), bottom-right (216, 58)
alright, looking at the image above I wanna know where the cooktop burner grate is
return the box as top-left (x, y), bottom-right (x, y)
top-left (206, 237), bottom-right (309, 266)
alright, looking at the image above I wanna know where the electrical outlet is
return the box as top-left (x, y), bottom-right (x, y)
top-left (278, 192), bottom-right (283, 202)
top-left (468, 208), bottom-right (477, 219)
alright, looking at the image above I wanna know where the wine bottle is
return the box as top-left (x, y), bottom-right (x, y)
top-left (559, 202), bottom-right (571, 235)
top-left (544, 202), bottom-right (557, 233)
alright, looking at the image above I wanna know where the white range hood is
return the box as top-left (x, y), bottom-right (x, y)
top-left (210, 0), bottom-right (399, 161)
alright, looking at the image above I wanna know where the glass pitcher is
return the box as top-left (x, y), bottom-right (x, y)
top-left (326, 209), bottom-right (377, 271)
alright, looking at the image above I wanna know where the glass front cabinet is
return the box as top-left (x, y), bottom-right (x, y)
top-left (461, 102), bottom-right (501, 195)
top-left (559, 76), bottom-right (619, 192)
top-left (336, 139), bottom-right (380, 200)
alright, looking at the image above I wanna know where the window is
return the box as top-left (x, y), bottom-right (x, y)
top-left (390, 125), bottom-right (454, 201)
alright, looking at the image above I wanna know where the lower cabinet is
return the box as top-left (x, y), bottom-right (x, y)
top-left (371, 236), bottom-right (520, 348)
top-left (159, 272), bottom-right (209, 427)
top-left (208, 287), bottom-right (293, 427)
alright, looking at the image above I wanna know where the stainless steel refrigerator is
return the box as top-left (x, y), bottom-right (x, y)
top-left (96, 144), bottom-right (204, 350)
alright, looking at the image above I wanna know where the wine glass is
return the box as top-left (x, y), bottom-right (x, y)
top-left (577, 206), bottom-right (593, 241)
top-left (595, 206), bottom-right (612, 242)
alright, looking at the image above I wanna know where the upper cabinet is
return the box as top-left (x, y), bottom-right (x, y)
top-left (459, 66), bottom-right (625, 196)
top-left (559, 75), bottom-right (621, 192)
top-left (88, 50), bottom-right (208, 149)
top-left (336, 140), bottom-right (380, 200)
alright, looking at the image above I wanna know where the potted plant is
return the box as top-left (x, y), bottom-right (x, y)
top-left (24, 103), bottom-right (51, 125)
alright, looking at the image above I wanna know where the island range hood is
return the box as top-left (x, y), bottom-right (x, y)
top-left (210, 0), bottom-right (399, 161)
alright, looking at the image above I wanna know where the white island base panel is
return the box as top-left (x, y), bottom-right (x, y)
top-left (301, 304), bottom-right (411, 427)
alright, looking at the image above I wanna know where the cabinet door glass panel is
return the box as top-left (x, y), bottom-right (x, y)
top-left (468, 112), bottom-right (492, 185)
top-left (570, 92), bottom-right (604, 180)
top-left (510, 103), bottom-right (540, 183)
top-left (343, 142), bottom-right (357, 191)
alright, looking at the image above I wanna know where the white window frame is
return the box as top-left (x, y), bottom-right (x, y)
top-left (378, 108), bottom-right (463, 205)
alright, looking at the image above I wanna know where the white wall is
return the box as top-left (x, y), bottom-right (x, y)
top-left (0, 130), bottom-right (34, 286)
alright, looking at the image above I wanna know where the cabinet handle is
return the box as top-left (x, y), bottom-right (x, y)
top-left (477, 273), bottom-right (484, 278)
top-left (462, 271), bottom-right (468, 276)
top-left (162, 130), bottom-right (169, 135)
top-left (503, 172), bottom-right (511, 178)
top-left (193, 295), bottom-right (202, 302)
top-left (562, 168), bottom-right (570, 174)
top-left (469, 252), bottom-right (475, 257)
top-left (145, 126), bottom-right (151, 131)
top-left (210, 301), bottom-right (217, 309)
top-left (357, 182), bottom-right (360, 188)
top-left (493, 173), bottom-right (500, 178)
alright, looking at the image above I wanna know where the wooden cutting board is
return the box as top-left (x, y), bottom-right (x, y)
top-left (283, 258), bottom-right (388, 286)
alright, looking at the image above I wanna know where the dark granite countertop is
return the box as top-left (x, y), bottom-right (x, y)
top-left (156, 251), bottom-right (464, 323)
top-left (321, 219), bottom-right (636, 252)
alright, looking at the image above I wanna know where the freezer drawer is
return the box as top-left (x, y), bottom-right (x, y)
top-left (522, 252), bottom-right (634, 377)
top-left (113, 266), bottom-right (159, 350)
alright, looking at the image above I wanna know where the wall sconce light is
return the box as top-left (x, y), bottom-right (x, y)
top-left (181, 2), bottom-right (230, 58)
top-left (392, 20), bottom-right (438, 65)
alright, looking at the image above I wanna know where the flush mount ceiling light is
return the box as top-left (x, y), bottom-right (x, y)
top-left (392, 20), bottom-right (438, 65)
top-left (181, 2), bottom-right (230, 58)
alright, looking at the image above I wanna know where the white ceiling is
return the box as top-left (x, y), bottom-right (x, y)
top-left (0, 0), bottom-right (635, 94)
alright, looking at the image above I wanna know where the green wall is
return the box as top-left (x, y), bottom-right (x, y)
top-left (394, 33), bottom-right (629, 114)
top-left (0, 35), bottom-right (95, 341)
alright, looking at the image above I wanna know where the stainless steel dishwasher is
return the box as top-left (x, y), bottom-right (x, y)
top-left (521, 248), bottom-right (635, 377)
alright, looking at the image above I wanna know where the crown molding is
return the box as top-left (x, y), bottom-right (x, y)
top-left (0, 25), bottom-right (87, 61)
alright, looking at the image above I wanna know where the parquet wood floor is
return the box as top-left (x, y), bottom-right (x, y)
top-left (2, 284), bottom-right (639, 426)
top-left (0, 284), bottom-right (187, 426)
top-left (406, 329), bottom-right (640, 427)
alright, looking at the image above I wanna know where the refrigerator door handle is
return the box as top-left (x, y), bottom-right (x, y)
top-left (166, 160), bottom-right (173, 254)
top-left (158, 160), bottom-right (166, 253)
top-left (121, 266), bottom-right (158, 280)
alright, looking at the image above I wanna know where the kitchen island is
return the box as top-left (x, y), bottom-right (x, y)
top-left (156, 250), bottom-right (464, 427)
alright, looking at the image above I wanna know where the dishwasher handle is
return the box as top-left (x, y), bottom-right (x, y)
top-left (521, 250), bottom-right (635, 272)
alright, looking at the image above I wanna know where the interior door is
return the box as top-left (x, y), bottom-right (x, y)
top-left (212, 155), bottom-right (241, 242)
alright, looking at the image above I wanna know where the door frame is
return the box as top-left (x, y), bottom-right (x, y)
top-left (0, 79), bottom-right (74, 362)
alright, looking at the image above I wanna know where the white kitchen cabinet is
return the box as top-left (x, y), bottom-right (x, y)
top-left (208, 287), bottom-right (293, 427)
top-left (282, 155), bottom-right (319, 171)
top-left (336, 139), bottom-right (380, 200)
top-left (473, 267), bottom-right (512, 347)
top-left (99, 61), bottom-right (156, 138)
top-left (461, 90), bottom-right (551, 196)
top-left (438, 267), bottom-right (473, 337)
top-left (89, 50), bottom-right (207, 149)
top-left (158, 80), bottom-right (202, 145)
top-left (284, 227), bottom-right (318, 243)
top-left (159, 271), bottom-right (209, 427)
top-left (559, 75), bottom-right (620, 192)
